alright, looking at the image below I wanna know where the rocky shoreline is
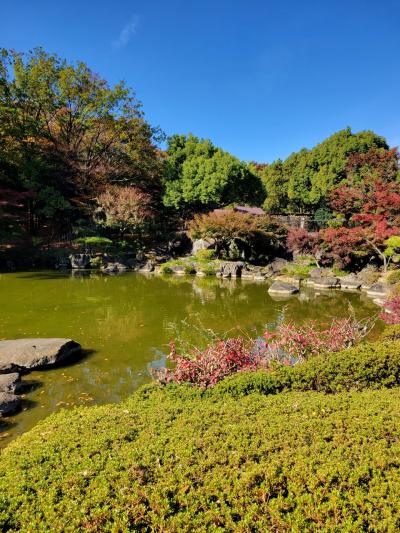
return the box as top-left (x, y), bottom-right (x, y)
top-left (66, 250), bottom-right (391, 303)
top-left (0, 339), bottom-right (81, 418)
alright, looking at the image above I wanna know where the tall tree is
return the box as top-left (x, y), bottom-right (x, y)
top-left (163, 134), bottom-right (265, 215)
top-left (0, 48), bottom-right (163, 232)
top-left (261, 128), bottom-right (392, 214)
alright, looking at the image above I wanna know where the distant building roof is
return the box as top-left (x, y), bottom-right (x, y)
top-left (233, 206), bottom-right (265, 216)
top-left (212, 208), bottom-right (234, 216)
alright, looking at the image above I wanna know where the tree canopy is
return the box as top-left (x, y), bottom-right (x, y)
top-left (260, 128), bottom-right (397, 214)
top-left (0, 48), bottom-right (163, 233)
top-left (162, 134), bottom-right (265, 214)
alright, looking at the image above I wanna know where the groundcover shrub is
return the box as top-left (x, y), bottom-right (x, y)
top-left (1, 384), bottom-right (400, 531)
top-left (2, 339), bottom-right (400, 531)
top-left (212, 339), bottom-right (400, 398)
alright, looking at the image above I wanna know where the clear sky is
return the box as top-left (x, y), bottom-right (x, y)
top-left (1, 0), bottom-right (400, 162)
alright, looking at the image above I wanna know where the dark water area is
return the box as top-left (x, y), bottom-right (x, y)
top-left (0, 271), bottom-right (380, 446)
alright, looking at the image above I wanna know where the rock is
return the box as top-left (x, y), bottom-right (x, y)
top-left (263, 258), bottom-right (288, 278)
top-left (169, 265), bottom-right (187, 275)
top-left (268, 281), bottom-right (299, 295)
top-left (169, 232), bottom-right (192, 256)
top-left (137, 260), bottom-right (155, 273)
top-left (309, 268), bottom-right (334, 279)
top-left (241, 271), bottom-right (256, 279)
top-left (339, 275), bottom-right (362, 290)
top-left (366, 283), bottom-right (388, 299)
top-left (220, 261), bottom-right (245, 278)
top-left (0, 339), bottom-right (81, 374)
top-left (192, 238), bottom-right (216, 255)
top-left (0, 392), bottom-right (21, 416)
top-left (269, 258), bottom-right (288, 273)
top-left (273, 276), bottom-right (301, 289)
top-left (102, 262), bottom-right (128, 273)
top-left (312, 277), bottom-right (341, 289)
top-left (0, 373), bottom-right (21, 393)
top-left (69, 254), bottom-right (91, 269)
top-left (356, 265), bottom-right (380, 288)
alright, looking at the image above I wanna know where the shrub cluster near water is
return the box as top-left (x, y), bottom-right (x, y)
top-left (1, 337), bottom-right (400, 531)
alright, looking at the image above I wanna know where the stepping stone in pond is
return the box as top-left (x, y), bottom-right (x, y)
top-left (268, 281), bottom-right (299, 295)
top-left (0, 339), bottom-right (81, 374)
top-left (0, 392), bottom-right (21, 416)
top-left (0, 373), bottom-right (22, 393)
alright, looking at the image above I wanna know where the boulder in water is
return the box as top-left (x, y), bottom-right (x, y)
top-left (0, 392), bottom-right (21, 416)
top-left (0, 373), bottom-right (21, 393)
top-left (0, 339), bottom-right (81, 374)
top-left (268, 281), bottom-right (299, 295)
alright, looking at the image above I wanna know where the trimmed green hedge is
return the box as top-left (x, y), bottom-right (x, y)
top-left (211, 339), bottom-right (400, 398)
top-left (381, 324), bottom-right (400, 341)
top-left (1, 339), bottom-right (400, 531)
top-left (1, 386), bottom-right (400, 531)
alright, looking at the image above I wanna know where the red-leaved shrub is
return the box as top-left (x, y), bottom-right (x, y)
top-left (152, 317), bottom-right (372, 389)
top-left (380, 296), bottom-right (400, 325)
top-left (266, 318), bottom-right (370, 361)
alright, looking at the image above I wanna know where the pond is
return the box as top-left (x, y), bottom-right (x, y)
top-left (0, 271), bottom-right (380, 446)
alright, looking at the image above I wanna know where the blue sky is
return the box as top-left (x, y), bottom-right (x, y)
top-left (1, 0), bottom-right (400, 162)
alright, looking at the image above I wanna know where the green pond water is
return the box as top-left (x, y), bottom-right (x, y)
top-left (0, 271), bottom-right (380, 446)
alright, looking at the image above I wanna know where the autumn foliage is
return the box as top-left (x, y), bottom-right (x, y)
top-left (96, 186), bottom-right (153, 236)
top-left (380, 296), bottom-right (400, 325)
top-left (188, 210), bottom-right (287, 259)
top-left (286, 228), bottom-right (321, 260)
top-left (153, 318), bottom-right (369, 389)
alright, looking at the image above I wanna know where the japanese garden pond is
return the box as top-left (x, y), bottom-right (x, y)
top-left (0, 270), bottom-right (381, 446)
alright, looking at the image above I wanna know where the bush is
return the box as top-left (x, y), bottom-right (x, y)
top-left (199, 263), bottom-right (217, 276)
top-left (386, 269), bottom-right (400, 285)
top-left (73, 236), bottom-right (113, 251)
top-left (195, 248), bottom-right (216, 261)
top-left (212, 339), bottom-right (400, 398)
top-left (184, 264), bottom-right (196, 275)
top-left (160, 264), bottom-right (173, 274)
top-left (380, 296), bottom-right (400, 324)
top-left (188, 211), bottom-right (287, 261)
top-left (381, 324), bottom-right (400, 341)
top-left (153, 318), bottom-right (372, 389)
top-left (282, 263), bottom-right (316, 277)
top-left (89, 256), bottom-right (104, 269)
top-left (1, 382), bottom-right (400, 531)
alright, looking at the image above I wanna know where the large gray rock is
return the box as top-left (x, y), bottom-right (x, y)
top-left (309, 268), bottom-right (334, 279)
top-left (268, 281), bottom-right (299, 295)
top-left (0, 373), bottom-right (21, 393)
top-left (0, 339), bottom-right (81, 373)
top-left (357, 265), bottom-right (380, 289)
top-left (340, 275), bottom-right (362, 290)
top-left (69, 254), bottom-right (91, 269)
top-left (220, 261), bottom-right (245, 278)
top-left (0, 392), bottom-right (21, 416)
top-left (169, 264), bottom-right (187, 275)
top-left (192, 238), bottom-right (216, 255)
top-left (264, 258), bottom-right (288, 278)
top-left (366, 283), bottom-right (388, 299)
top-left (101, 261), bottom-right (128, 273)
top-left (136, 260), bottom-right (155, 273)
top-left (312, 277), bottom-right (341, 289)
